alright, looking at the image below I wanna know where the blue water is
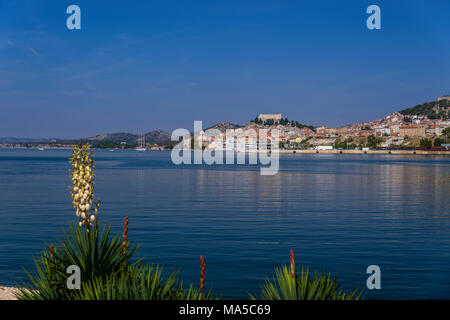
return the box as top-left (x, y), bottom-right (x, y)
top-left (0, 149), bottom-right (449, 299)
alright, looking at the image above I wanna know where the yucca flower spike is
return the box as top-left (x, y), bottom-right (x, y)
top-left (69, 143), bottom-right (100, 229)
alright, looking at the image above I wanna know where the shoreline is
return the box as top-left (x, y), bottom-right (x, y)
top-left (0, 286), bottom-right (18, 300)
top-left (1, 147), bottom-right (450, 155)
top-left (279, 149), bottom-right (450, 155)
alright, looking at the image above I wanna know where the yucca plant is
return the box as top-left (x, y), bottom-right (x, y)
top-left (74, 265), bottom-right (214, 300)
top-left (73, 265), bottom-right (178, 300)
top-left (250, 266), bottom-right (361, 300)
top-left (178, 283), bottom-right (214, 300)
top-left (176, 256), bottom-right (215, 300)
top-left (250, 265), bottom-right (361, 300)
top-left (16, 225), bottom-right (215, 300)
top-left (250, 250), bottom-right (361, 300)
top-left (57, 222), bottom-right (138, 279)
top-left (17, 222), bottom-right (139, 300)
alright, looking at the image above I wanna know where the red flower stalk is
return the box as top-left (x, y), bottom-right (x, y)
top-left (290, 249), bottom-right (295, 279)
top-left (199, 256), bottom-right (205, 295)
top-left (122, 215), bottom-right (129, 257)
top-left (49, 244), bottom-right (54, 261)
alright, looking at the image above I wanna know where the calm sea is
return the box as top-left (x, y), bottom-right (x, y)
top-left (0, 149), bottom-right (449, 299)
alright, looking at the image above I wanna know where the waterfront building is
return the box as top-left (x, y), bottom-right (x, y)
top-left (374, 127), bottom-right (391, 136)
top-left (399, 125), bottom-right (426, 137)
top-left (316, 126), bottom-right (337, 137)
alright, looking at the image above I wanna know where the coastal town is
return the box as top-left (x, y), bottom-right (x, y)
top-left (191, 96), bottom-right (450, 152)
top-left (1, 96), bottom-right (450, 152)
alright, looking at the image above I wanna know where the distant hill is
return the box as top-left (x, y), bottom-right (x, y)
top-left (0, 130), bottom-right (174, 146)
top-left (0, 137), bottom-right (54, 143)
top-left (399, 99), bottom-right (449, 120)
top-left (251, 117), bottom-right (315, 131)
top-left (144, 130), bottom-right (171, 144)
top-left (83, 132), bottom-right (137, 144)
top-left (83, 130), bottom-right (171, 145)
top-left (205, 121), bottom-right (242, 131)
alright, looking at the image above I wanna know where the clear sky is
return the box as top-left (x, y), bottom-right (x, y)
top-left (1, 0), bottom-right (449, 138)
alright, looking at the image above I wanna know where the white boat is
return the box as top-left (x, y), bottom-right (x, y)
top-left (135, 133), bottom-right (146, 151)
top-left (38, 147), bottom-right (45, 151)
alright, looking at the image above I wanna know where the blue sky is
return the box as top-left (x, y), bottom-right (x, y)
top-left (0, 0), bottom-right (449, 138)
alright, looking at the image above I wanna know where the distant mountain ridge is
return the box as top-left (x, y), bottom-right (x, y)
top-left (0, 137), bottom-right (54, 143)
top-left (143, 130), bottom-right (172, 144)
top-left (82, 130), bottom-right (172, 144)
top-left (0, 130), bottom-right (172, 145)
top-left (84, 132), bottom-right (138, 143)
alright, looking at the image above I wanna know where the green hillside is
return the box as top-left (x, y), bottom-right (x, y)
top-left (399, 99), bottom-right (449, 120)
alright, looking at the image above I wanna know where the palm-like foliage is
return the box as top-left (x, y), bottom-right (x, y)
top-left (16, 222), bottom-right (139, 300)
top-left (74, 265), bottom-right (214, 300)
top-left (250, 265), bottom-right (361, 300)
top-left (178, 282), bottom-right (214, 300)
top-left (73, 265), bottom-right (178, 300)
top-left (56, 222), bottom-right (138, 280)
top-left (16, 223), bottom-right (215, 300)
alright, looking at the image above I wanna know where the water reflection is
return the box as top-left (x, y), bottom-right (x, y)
top-left (0, 150), bottom-right (448, 299)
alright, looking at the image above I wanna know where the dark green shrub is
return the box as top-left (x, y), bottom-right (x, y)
top-left (17, 222), bottom-right (138, 300)
top-left (250, 265), bottom-right (361, 300)
top-left (73, 265), bottom-right (213, 300)
top-left (16, 222), bottom-right (214, 300)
